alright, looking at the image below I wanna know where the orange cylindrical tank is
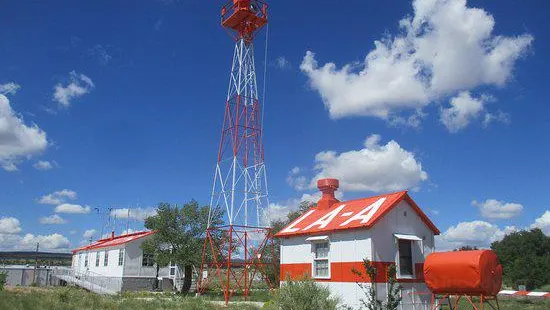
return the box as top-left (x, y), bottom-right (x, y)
top-left (424, 250), bottom-right (502, 296)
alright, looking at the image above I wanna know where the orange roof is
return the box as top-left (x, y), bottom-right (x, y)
top-left (72, 231), bottom-right (155, 253)
top-left (275, 191), bottom-right (439, 238)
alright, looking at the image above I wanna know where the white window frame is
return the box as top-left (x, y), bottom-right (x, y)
top-left (84, 253), bottom-right (89, 267)
top-left (394, 234), bottom-right (422, 279)
top-left (95, 251), bottom-right (100, 267)
top-left (309, 236), bottom-right (330, 279)
top-left (103, 250), bottom-right (109, 266)
top-left (118, 248), bottom-right (124, 266)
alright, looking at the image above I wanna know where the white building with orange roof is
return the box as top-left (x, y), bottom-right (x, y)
top-left (71, 231), bottom-right (182, 292)
top-left (275, 178), bottom-right (440, 309)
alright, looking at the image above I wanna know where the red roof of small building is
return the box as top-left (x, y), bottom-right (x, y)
top-left (275, 190), bottom-right (439, 238)
top-left (71, 231), bottom-right (155, 253)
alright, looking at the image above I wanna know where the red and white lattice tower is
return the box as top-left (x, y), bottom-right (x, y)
top-left (198, 0), bottom-right (275, 304)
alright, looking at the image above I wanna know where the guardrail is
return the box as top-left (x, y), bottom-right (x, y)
top-left (51, 268), bottom-right (122, 293)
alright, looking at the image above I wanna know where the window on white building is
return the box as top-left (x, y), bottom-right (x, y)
top-left (142, 252), bottom-right (155, 267)
top-left (104, 250), bottom-right (109, 266)
top-left (313, 242), bottom-right (329, 278)
top-left (95, 252), bottom-right (100, 267)
top-left (398, 239), bottom-right (413, 277)
top-left (118, 249), bottom-right (124, 266)
top-left (84, 253), bottom-right (88, 267)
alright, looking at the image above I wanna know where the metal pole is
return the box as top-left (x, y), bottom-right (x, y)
top-left (33, 242), bottom-right (39, 285)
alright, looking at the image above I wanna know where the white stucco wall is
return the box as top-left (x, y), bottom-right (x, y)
top-left (72, 235), bottom-right (172, 279)
top-left (279, 200), bottom-right (436, 310)
top-left (73, 246), bottom-right (125, 277)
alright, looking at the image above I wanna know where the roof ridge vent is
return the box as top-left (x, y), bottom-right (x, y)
top-left (316, 178), bottom-right (340, 210)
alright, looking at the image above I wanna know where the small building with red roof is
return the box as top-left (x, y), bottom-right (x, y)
top-left (71, 231), bottom-right (181, 292)
top-left (275, 178), bottom-right (440, 309)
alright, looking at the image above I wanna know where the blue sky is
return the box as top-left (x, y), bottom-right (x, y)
top-left (0, 0), bottom-right (549, 252)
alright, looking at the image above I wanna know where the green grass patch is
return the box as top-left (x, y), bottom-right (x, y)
top-left (0, 286), bottom-right (262, 310)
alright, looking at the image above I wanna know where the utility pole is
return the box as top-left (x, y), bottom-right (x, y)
top-left (33, 242), bottom-right (39, 285)
top-left (126, 208), bottom-right (130, 234)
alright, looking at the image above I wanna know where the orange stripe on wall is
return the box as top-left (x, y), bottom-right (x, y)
top-left (281, 262), bottom-right (425, 283)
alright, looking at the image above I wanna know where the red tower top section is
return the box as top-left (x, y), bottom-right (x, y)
top-left (221, 0), bottom-right (268, 42)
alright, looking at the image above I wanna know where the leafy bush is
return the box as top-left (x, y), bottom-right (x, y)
top-left (352, 259), bottom-right (402, 310)
top-left (263, 277), bottom-right (339, 310)
top-left (0, 271), bottom-right (7, 291)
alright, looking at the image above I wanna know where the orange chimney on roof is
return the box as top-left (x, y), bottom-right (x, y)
top-left (316, 178), bottom-right (340, 210)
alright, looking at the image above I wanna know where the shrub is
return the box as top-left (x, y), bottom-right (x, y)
top-left (352, 259), bottom-right (402, 310)
top-left (0, 271), bottom-right (7, 291)
top-left (263, 277), bottom-right (339, 310)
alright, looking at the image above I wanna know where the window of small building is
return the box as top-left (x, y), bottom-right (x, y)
top-left (118, 249), bottom-right (124, 266)
top-left (142, 252), bottom-right (155, 267)
top-left (84, 253), bottom-right (88, 267)
top-left (95, 252), bottom-right (100, 267)
top-left (398, 239), bottom-right (413, 277)
top-left (104, 250), bottom-right (109, 266)
top-left (313, 242), bottom-right (329, 278)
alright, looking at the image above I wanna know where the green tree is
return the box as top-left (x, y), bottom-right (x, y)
top-left (491, 228), bottom-right (550, 290)
top-left (142, 200), bottom-right (223, 293)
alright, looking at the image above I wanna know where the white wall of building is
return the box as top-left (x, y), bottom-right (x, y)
top-left (123, 238), bottom-right (157, 277)
top-left (280, 200), bottom-right (436, 310)
top-left (73, 246), bottom-right (125, 277)
top-left (72, 235), bottom-right (172, 280)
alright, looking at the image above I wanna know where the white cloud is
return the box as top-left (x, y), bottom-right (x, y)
top-left (483, 110), bottom-right (510, 127)
top-left (38, 189), bottom-right (77, 205)
top-left (20, 233), bottom-right (70, 250)
top-left (53, 71), bottom-right (94, 107)
top-left (87, 45), bottom-right (112, 66)
top-left (531, 210), bottom-right (550, 235)
top-left (0, 217), bottom-right (22, 234)
top-left (110, 207), bottom-right (157, 221)
top-left (0, 94), bottom-right (49, 171)
top-left (121, 228), bottom-right (136, 235)
top-left (472, 199), bottom-right (523, 220)
top-left (275, 56), bottom-right (291, 69)
top-left (437, 210), bottom-right (550, 251)
top-left (83, 229), bottom-right (97, 239)
top-left (55, 203), bottom-right (91, 214)
top-left (436, 220), bottom-right (504, 250)
top-left (33, 160), bottom-right (54, 171)
top-left (0, 233), bottom-right (70, 251)
top-left (286, 166), bottom-right (308, 191)
top-left (300, 0), bottom-right (532, 123)
top-left (441, 92), bottom-right (490, 132)
top-left (309, 134), bottom-right (427, 192)
top-left (39, 214), bottom-right (67, 225)
top-left (0, 82), bottom-right (21, 95)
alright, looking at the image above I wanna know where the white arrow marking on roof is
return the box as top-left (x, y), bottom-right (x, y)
top-left (339, 197), bottom-right (386, 227)
top-left (280, 209), bottom-right (316, 234)
top-left (302, 204), bottom-right (346, 231)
